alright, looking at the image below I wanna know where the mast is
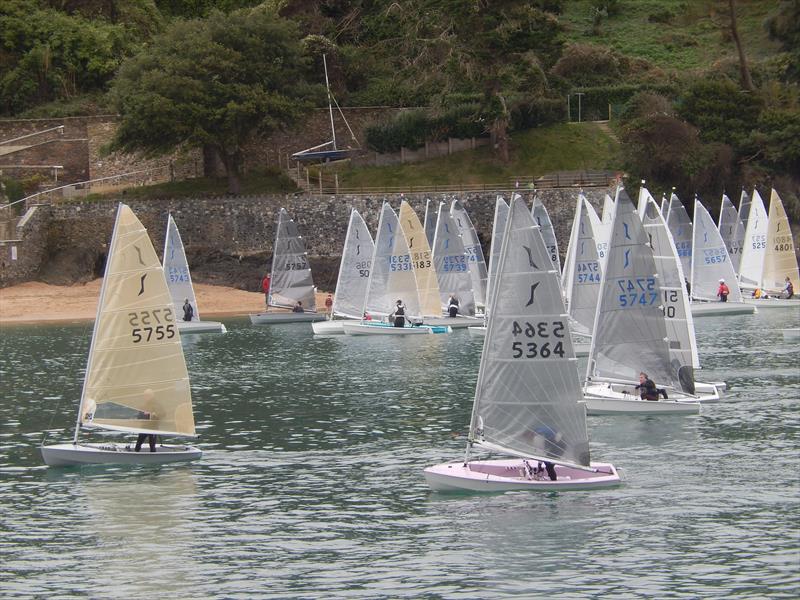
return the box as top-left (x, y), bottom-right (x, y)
top-left (323, 54), bottom-right (337, 151)
top-left (74, 203), bottom-right (124, 444)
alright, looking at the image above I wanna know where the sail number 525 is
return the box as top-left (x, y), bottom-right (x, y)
top-left (129, 309), bottom-right (176, 343)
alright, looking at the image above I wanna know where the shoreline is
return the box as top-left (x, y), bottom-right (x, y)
top-left (0, 280), bottom-right (331, 325)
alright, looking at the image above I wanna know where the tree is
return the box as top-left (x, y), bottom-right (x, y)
top-left (109, 6), bottom-right (316, 194)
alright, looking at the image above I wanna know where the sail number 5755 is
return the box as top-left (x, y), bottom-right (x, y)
top-left (510, 320), bottom-right (566, 359)
top-left (129, 309), bottom-right (176, 343)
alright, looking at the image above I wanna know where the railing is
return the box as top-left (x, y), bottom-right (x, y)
top-left (0, 126), bottom-right (64, 147)
top-left (0, 164), bottom-right (174, 212)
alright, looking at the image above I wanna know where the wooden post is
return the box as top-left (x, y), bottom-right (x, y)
top-left (319, 172), bottom-right (323, 194)
top-left (335, 174), bottom-right (339, 193)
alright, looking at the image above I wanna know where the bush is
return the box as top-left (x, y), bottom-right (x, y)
top-left (551, 44), bottom-right (622, 86)
top-left (511, 97), bottom-right (566, 129)
top-left (648, 8), bottom-right (675, 24)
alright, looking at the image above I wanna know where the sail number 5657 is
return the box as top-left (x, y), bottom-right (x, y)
top-left (510, 320), bottom-right (566, 359)
top-left (129, 309), bottom-right (176, 343)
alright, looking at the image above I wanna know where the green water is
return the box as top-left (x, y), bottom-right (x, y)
top-left (1, 311), bottom-right (798, 598)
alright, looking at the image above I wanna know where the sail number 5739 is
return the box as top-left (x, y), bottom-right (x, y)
top-left (510, 320), bottom-right (566, 359)
top-left (128, 309), bottom-right (176, 343)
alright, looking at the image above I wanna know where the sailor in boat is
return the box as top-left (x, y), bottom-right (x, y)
top-left (392, 299), bottom-right (406, 327)
top-left (134, 390), bottom-right (158, 452)
top-left (529, 425), bottom-right (564, 481)
top-left (447, 294), bottom-right (460, 318)
top-left (633, 372), bottom-right (668, 401)
top-left (362, 311), bottom-right (372, 321)
top-left (261, 274), bottom-right (270, 308)
top-left (717, 279), bottom-right (730, 302)
top-left (782, 277), bottom-right (794, 299)
top-left (325, 294), bottom-right (333, 316)
top-left (182, 298), bottom-right (194, 322)
top-left (684, 277), bottom-right (691, 300)
top-left (292, 301), bottom-right (305, 313)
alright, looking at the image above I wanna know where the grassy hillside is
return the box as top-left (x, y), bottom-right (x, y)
top-left (319, 123), bottom-right (622, 191)
top-left (559, 0), bottom-right (780, 72)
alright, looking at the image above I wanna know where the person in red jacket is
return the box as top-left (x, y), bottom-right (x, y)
top-left (261, 274), bottom-right (271, 307)
top-left (717, 278), bottom-right (730, 302)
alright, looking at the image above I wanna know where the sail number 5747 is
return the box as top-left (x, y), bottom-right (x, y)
top-left (510, 320), bottom-right (566, 359)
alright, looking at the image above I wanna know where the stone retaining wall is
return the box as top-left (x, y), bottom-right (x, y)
top-left (0, 189), bottom-right (609, 289)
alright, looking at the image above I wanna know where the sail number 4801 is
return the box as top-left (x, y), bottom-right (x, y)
top-left (129, 309), bottom-right (176, 343)
top-left (510, 320), bottom-right (566, 359)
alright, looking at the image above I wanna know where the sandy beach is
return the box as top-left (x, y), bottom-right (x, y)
top-left (0, 280), bottom-right (330, 324)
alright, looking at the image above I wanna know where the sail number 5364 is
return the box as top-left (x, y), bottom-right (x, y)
top-left (510, 320), bottom-right (566, 359)
top-left (128, 309), bottom-right (176, 343)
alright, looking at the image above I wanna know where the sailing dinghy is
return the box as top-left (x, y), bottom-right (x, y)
top-left (250, 208), bottom-right (325, 324)
top-left (690, 200), bottom-right (755, 316)
top-left (582, 189), bottom-right (710, 415)
top-left (163, 214), bottom-right (227, 334)
top-left (424, 196), bottom-right (620, 492)
top-left (744, 189), bottom-right (800, 310)
top-left (312, 208), bottom-right (374, 334)
top-left (41, 204), bottom-right (201, 466)
top-left (451, 199), bottom-right (488, 310)
top-left (718, 192), bottom-right (745, 276)
top-left (342, 203), bottom-right (450, 335)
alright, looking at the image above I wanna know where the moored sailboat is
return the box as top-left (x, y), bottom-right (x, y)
top-left (424, 196), bottom-right (620, 492)
top-left (41, 204), bottom-right (202, 466)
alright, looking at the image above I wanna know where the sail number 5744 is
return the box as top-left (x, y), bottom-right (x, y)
top-left (510, 320), bottom-right (566, 359)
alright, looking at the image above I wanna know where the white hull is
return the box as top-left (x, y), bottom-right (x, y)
top-left (177, 320), bottom-right (227, 334)
top-left (743, 298), bottom-right (800, 310)
top-left (249, 311), bottom-right (326, 324)
top-left (690, 301), bottom-right (756, 317)
top-left (467, 325), bottom-right (486, 337)
top-left (311, 319), bottom-right (347, 335)
top-left (582, 382), bottom-right (706, 414)
top-left (41, 442), bottom-right (202, 466)
top-left (782, 328), bottom-right (800, 341)
top-left (424, 459), bottom-right (620, 492)
top-left (422, 316), bottom-right (482, 329)
top-left (341, 321), bottom-right (451, 336)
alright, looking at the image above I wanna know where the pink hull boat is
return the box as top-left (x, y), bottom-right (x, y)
top-left (424, 459), bottom-right (621, 492)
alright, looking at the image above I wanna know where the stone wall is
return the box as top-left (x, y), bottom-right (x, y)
top-left (0, 205), bottom-right (52, 286)
top-left (0, 189), bottom-right (608, 289)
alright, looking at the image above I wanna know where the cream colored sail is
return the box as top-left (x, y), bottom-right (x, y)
top-left (762, 189), bottom-right (800, 294)
top-left (79, 204), bottom-right (195, 437)
top-left (399, 200), bottom-right (441, 317)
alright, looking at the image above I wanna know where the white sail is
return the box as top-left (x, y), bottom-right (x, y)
top-left (560, 194), bottom-right (580, 293)
top-left (469, 196), bottom-right (590, 468)
top-left (718, 193), bottom-right (745, 274)
top-left (423, 198), bottom-right (437, 247)
top-left (269, 208), bottom-right (317, 311)
top-left (738, 189), bottom-right (768, 290)
top-left (332, 209), bottom-right (374, 319)
top-left (565, 194), bottom-right (603, 336)
top-left (399, 200), bottom-right (441, 317)
top-left (79, 204), bottom-right (195, 437)
top-left (692, 201), bottom-right (743, 302)
top-left (738, 189), bottom-right (752, 232)
top-left (762, 189), bottom-right (800, 294)
top-left (532, 197), bottom-right (561, 273)
top-left (666, 193), bottom-right (694, 284)
top-left (486, 195), bottom-right (510, 312)
top-left (602, 193), bottom-right (614, 225)
top-left (640, 189), bottom-right (700, 374)
top-left (593, 196), bottom-right (612, 269)
top-left (587, 189), bottom-right (677, 389)
top-left (431, 202), bottom-right (476, 316)
top-left (363, 203), bottom-right (422, 319)
top-left (451, 199), bottom-right (488, 307)
top-left (163, 214), bottom-right (199, 321)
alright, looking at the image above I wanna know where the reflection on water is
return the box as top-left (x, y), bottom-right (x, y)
top-left (1, 312), bottom-right (798, 597)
